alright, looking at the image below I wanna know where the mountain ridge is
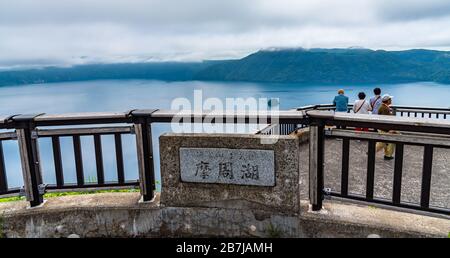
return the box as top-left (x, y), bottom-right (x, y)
top-left (1, 48), bottom-right (450, 86)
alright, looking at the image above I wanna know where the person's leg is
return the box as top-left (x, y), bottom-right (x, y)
top-left (376, 130), bottom-right (386, 153)
top-left (385, 143), bottom-right (395, 158)
top-left (376, 142), bottom-right (385, 152)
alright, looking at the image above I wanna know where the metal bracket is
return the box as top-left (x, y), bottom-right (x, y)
top-left (31, 130), bottom-right (39, 139)
top-left (19, 184), bottom-right (47, 196)
top-left (323, 188), bottom-right (332, 200)
top-left (130, 109), bottom-right (159, 118)
top-left (38, 184), bottom-right (47, 195)
top-left (19, 187), bottom-right (26, 197)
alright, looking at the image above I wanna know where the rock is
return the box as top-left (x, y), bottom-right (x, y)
top-left (367, 234), bottom-right (381, 238)
top-left (67, 234), bottom-right (80, 238)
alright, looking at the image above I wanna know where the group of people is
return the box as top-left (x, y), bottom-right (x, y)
top-left (333, 88), bottom-right (396, 160)
top-left (332, 88), bottom-right (393, 116)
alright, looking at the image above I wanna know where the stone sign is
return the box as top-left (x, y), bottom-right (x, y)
top-left (159, 133), bottom-right (301, 214)
top-left (180, 147), bottom-right (275, 186)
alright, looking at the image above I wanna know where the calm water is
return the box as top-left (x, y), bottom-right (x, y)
top-left (0, 80), bottom-right (449, 189)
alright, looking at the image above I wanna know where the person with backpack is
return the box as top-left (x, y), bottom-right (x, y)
top-left (369, 88), bottom-right (382, 115)
top-left (353, 92), bottom-right (372, 131)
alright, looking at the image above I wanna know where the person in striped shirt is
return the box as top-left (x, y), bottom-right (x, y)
top-left (369, 87), bottom-right (382, 115)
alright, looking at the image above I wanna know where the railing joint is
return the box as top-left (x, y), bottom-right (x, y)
top-left (323, 188), bottom-right (332, 200)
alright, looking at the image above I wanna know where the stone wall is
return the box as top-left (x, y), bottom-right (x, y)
top-left (1, 131), bottom-right (449, 238)
top-left (1, 193), bottom-right (448, 238)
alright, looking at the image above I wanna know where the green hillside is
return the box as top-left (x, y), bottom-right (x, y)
top-left (1, 48), bottom-right (450, 86)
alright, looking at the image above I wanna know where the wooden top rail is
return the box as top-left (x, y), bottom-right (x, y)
top-left (0, 131), bottom-right (17, 140)
top-left (327, 129), bottom-right (450, 148)
top-left (393, 109), bottom-right (450, 114)
top-left (35, 111), bottom-right (131, 121)
top-left (392, 105), bottom-right (450, 111)
top-left (0, 105), bottom-right (449, 129)
top-left (36, 126), bottom-right (133, 137)
top-left (150, 109), bottom-right (306, 123)
top-left (0, 109), bottom-right (308, 126)
top-left (307, 110), bottom-right (450, 134)
top-left (0, 115), bottom-right (16, 128)
top-left (34, 111), bottom-right (134, 126)
top-left (296, 104), bottom-right (450, 112)
top-left (0, 116), bottom-right (10, 124)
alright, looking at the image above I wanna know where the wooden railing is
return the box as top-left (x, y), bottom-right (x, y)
top-left (308, 110), bottom-right (450, 215)
top-left (257, 104), bottom-right (450, 136)
top-left (0, 109), bottom-right (303, 206)
top-left (0, 108), bottom-right (448, 215)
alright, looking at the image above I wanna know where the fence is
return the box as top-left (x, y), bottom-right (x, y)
top-left (257, 104), bottom-right (450, 135)
top-left (0, 107), bottom-right (449, 216)
top-left (308, 110), bottom-right (450, 215)
top-left (0, 109), bottom-right (303, 207)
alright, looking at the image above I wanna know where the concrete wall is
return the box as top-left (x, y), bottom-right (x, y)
top-left (1, 193), bottom-right (448, 238)
top-left (0, 132), bottom-right (449, 238)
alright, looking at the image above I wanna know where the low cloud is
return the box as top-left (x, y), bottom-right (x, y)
top-left (0, 0), bottom-right (449, 68)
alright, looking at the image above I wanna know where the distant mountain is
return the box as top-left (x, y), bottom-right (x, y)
top-left (1, 48), bottom-right (450, 86)
top-left (0, 62), bottom-right (210, 86)
top-left (193, 48), bottom-right (450, 84)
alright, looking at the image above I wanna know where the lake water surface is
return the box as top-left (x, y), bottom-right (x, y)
top-left (0, 80), bottom-right (448, 190)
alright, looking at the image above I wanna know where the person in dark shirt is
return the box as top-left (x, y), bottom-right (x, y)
top-left (376, 94), bottom-right (395, 160)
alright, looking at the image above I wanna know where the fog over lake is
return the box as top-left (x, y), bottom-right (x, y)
top-left (0, 80), bottom-right (448, 190)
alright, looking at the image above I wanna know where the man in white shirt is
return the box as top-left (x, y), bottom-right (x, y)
top-left (353, 92), bottom-right (372, 114)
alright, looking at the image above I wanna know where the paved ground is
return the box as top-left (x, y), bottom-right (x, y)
top-left (318, 138), bottom-right (450, 209)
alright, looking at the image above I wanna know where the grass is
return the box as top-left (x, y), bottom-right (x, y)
top-left (0, 188), bottom-right (140, 203)
top-left (0, 179), bottom-right (162, 203)
top-left (0, 196), bottom-right (24, 203)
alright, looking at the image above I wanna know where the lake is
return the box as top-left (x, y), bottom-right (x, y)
top-left (0, 80), bottom-right (449, 190)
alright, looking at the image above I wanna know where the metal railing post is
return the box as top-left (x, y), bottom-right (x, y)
top-left (309, 117), bottom-right (325, 211)
top-left (13, 114), bottom-right (46, 207)
top-left (131, 109), bottom-right (158, 202)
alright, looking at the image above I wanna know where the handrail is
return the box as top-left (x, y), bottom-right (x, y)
top-left (307, 110), bottom-right (450, 135)
top-left (308, 110), bottom-right (450, 128)
top-left (1, 104), bottom-right (449, 127)
top-left (295, 104), bottom-right (450, 112)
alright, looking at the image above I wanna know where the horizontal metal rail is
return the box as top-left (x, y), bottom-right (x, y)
top-left (36, 126), bottom-right (133, 137)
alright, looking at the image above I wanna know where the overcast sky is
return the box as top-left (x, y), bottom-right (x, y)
top-left (1, 0), bottom-right (450, 68)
